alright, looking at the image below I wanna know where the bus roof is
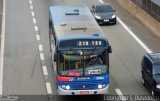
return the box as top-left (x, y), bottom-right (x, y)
top-left (49, 5), bottom-right (107, 40)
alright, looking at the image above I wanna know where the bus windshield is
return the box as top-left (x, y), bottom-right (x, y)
top-left (58, 49), bottom-right (109, 76)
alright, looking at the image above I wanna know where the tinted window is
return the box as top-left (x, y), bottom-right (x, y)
top-left (143, 56), bottom-right (149, 69)
top-left (143, 56), bottom-right (152, 73)
top-left (95, 5), bottom-right (113, 13)
top-left (153, 64), bottom-right (160, 75)
top-left (148, 60), bottom-right (152, 73)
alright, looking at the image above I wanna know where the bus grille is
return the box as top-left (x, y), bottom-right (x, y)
top-left (71, 84), bottom-right (97, 90)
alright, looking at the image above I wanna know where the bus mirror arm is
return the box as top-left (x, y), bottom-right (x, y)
top-left (108, 46), bottom-right (112, 53)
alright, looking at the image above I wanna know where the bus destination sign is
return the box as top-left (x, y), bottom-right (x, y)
top-left (59, 39), bottom-right (107, 48)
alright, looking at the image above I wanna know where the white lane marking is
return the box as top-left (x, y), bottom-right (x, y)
top-left (115, 89), bottom-right (127, 101)
top-left (99, 0), bottom-right (104, 3)
top-left (38, 44), bottom-right (43, 52)
top-left (0, 0), bottom-right (6, 95)
top-left (42, 66), bottom-right (48, 76)
top-left (40, 53), bottom-right (45, 61)
top-left (33, 18), bottom-right (37, 24)
top-left (36, 34), bottom-right (40, 41)
top-left (34, 25), bottom-right (38, 32)
top-left (31, 11), bottom-right (35, 17)
top-left (46, 82), bottom-right (52, 94)
top-left (117, 17), bottom-right (152, 53)
top-left (29, 0), bottom-right (32, 5)
top-left (29, 0), bottom-right (52, 95)
top-left (30, 5), bottom-right (33, 10)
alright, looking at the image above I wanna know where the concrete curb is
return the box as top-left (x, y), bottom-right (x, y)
top-left (0, 0), bottom-right (5, 95)
top-left (0, 0), bottom-right (2, 38)
top-left (117, 0), bottom-right (160, 38)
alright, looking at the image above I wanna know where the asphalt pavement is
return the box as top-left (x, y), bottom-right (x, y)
top-left (3, 0), bottom-right (47, 94)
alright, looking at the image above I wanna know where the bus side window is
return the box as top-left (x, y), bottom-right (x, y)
top-left (59, 53), bottom-right (65, 70)
top-left (52, 26), bottom-right (57, 45)
top-left (51, 27), bottom-right (57, 45)
top-left (49, 20), bottom-right (57, 45)
top-left (101, 51), bottom-right (107, 65)
top-left (60, 63), bottom-right (65, 70)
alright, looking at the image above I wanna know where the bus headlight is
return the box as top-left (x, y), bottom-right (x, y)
top-left (98, 84), bottom-right (103, 89)
top-left (66, 85), bottom-right (70, 90)
top-left (156, 85), bottom-right (160, 89)
top-left (61, 85), bottom-right (66, 89)
top-left (98, 84), bottom-right (108, 89)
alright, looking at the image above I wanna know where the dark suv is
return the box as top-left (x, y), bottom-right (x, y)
top-left (141, 53), bottom-right (160, 96)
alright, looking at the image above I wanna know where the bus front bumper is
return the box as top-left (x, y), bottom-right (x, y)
top-left (57, 85), bottom-right (109, 95)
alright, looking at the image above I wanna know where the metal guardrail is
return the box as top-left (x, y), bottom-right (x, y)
top-left (131, 0), bottom-right (160, 22)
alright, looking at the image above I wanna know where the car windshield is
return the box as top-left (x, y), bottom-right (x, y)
top-left (153, 64), bottom-right (160, 75)
top-left (95, 5), bottom-right (113, 13)
top-left (58, 49), bottom-right (109, 76)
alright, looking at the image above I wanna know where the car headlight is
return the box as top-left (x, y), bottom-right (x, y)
top-left (156, 85), bottom-right (160, 89)
top-left (112, 14), bottom-right (116, 18)
top-left (95, 15), bottom-right (101, 19)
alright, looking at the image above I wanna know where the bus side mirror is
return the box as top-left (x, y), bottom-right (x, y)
top-left (108, 46), bottom-right (112, 53)
top-left (54, 53), bottom-right (57, 62)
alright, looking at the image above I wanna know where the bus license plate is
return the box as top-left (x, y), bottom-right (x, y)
top-left (80, 91), bottom-right (89, 95)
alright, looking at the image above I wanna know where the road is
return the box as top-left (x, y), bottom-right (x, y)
top-left (1, 0), bottom-right (160, 100)
top-left (3, 0), bottom-right (47, 94)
